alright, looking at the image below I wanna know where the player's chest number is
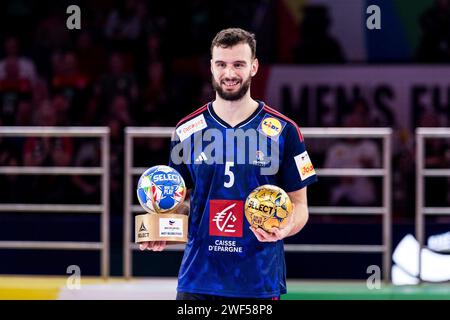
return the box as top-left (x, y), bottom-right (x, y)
top-left (224, 161), bottom-right (234, 188)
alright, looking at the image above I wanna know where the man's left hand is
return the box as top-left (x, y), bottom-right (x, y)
top-left (250, 204), bottom-right (295, 242)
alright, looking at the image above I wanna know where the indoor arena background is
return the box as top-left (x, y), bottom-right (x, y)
top-left (0, 0), bottom-right (449, 299)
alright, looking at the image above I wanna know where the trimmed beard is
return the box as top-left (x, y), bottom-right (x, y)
top-left (212, 75), bottom-right (251, 101)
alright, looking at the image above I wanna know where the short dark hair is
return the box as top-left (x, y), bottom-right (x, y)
top-left (211, 28), bottom-right (256, 59)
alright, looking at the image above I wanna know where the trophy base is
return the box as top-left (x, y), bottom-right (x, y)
top-left (135, 213), bottom-right (188, 244)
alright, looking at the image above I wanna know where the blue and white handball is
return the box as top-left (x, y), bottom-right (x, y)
top-left (137, 165), bottom-right (186, 213)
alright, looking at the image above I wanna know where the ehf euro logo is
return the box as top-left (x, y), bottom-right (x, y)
top-left (209, 200), bottom-right (243, 237)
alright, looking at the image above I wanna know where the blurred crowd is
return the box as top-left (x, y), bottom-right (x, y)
top-left (0, 0), bottom-right (283, 216)
top-left (0, 0), bottom-right (450, 221)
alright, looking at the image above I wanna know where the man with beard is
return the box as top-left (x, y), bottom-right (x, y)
top-left (140, 28), bottom-right (317, 299)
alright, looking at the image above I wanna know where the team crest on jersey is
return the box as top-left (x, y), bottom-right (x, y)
top-left (252, 150), bottom-right (270, 167)
top-left (209, 200), bottom-right (243, 237)
top-left (257, 114), bottom-right (286, 140)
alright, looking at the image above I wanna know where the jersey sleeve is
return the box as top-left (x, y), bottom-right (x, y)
top-left (278, 124), bottom-right (317, 193)
top-left (168, 130), bottom-right (194, 189)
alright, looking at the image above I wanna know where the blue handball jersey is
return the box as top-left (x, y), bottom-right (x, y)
top-left (168, 100), bottom-right (317, 298)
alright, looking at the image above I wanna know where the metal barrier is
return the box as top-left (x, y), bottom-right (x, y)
top-left (123, 127), bottom-right (174, 279)
top-left (289, 128), bottom-right (392, 282)
top-left (124, 127), bottom-right (392, 281)
top-left (0, 127), bottom-right (110, 278)
top-left (415, 128), bottom-right (450, 281)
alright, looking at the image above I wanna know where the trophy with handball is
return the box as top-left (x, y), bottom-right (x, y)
top-left (135, 165), bottom-right (188, 244)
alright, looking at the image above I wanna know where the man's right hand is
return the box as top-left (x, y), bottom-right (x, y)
top-left (139, 241), bottom-right (167, 251)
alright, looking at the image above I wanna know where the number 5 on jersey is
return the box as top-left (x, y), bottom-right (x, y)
top-left (224, 162), bottom-right (234, 188)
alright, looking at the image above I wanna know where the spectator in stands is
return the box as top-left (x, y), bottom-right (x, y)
top-left (420, 110), bottom-right (450, 206)
top-left (0, 117), bottom-right (22, 203)
top-left (0, 36), bottom-right (37, 84)
top-left (293, 5), bottom-right (345, 64)
top-left (135, 32), bottom-right (165, 84)
top-left (95, 52), bottom-right (139, 116)
top-left (51, 94), bottom-right (71, 126)
top-left (324, 112), bottom-right (381, 206)
top-left (51, 52), bottom-right (90, 124)
top-left (392, 129), bottom-right (415, 219)
top-left (138, 61), bottom-right (169, 125)
top-left (342, 97), bottom-right (372, 127)
top-left (417, 0), bottom-right (450, 62)
top-left (22, 101), bottom-right (74, 203)
top-left (134, 119), bottom-right (171, 168)
top-left (108, 117), bottom-right (125, 216)
top-left (74, 31), bottom-right (107, 83)
top-left (15, 100), bottom-right (33, 126)
top-left (72, 140), bottom-right (101, 204)
top-left (105, 94), bottom-right (135, 216)
top-left (32, 77), bottom-right (50, 107)
top-left (104, 0), bottom-right (144, 50)
top-left (32, 7), bottom-right (71, 78)
top-left (109, 94), bottom-right (133, 128)
top-left (0, 57), bottom-right (32, 125)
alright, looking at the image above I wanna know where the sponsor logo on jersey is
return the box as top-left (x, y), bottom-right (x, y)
top-left (257, 115), bottom-right (286, 140)
top-left (209, 200), bottom-right (243, 237)
top-left (294, 151), bottom-right (316, 181)
top-left (176, 114), bottom-right (207, 142)
top-left (195, 152), bottom-right (208, 163)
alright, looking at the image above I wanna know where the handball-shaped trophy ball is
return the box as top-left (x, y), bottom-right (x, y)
top-left (245, 184), bottom-right (293, 232)
top-left (137, 165), bottom-right (186, 214)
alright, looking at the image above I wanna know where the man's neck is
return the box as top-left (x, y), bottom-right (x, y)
top-left (212, 93), bottom-right (259, 127)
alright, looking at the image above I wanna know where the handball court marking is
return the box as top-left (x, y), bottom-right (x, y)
top-left (1, 276), bottom-right (449, 300)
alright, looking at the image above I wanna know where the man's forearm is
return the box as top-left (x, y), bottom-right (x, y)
top-left (287, 202), bottom-right (309, 237)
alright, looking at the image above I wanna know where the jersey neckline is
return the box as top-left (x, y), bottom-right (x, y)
top-left (207, 100), bottom-right (264, 129)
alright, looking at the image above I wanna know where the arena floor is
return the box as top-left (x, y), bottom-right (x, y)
top-left (285, 280), bottom-right (450, 300)
top-left (1, 276), bottom-right (449, 300)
